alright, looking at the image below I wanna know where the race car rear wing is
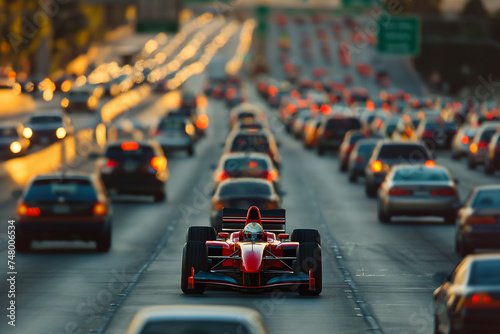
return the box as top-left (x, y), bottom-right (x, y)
top-left (222, 208), bottom-right (286, 233)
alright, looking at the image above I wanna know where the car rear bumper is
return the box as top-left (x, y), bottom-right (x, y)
top-left (17, 219), bottom-right (110, 241)
top-left (463, 230), bottom-right (500, 249)
top-left (101, 175), bottom-right (165, 194)
top-left (384, 197), bottom-right (457, 216)
top-left (453, 310), bottom-right (500, 334)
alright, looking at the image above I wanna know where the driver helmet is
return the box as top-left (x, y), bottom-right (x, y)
top-left (243, 222), bottom-right (264, 241)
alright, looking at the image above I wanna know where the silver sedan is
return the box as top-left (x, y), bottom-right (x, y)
top-left (377, 164), bottom-right (459, 224)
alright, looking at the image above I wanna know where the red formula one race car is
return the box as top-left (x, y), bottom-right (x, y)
top-left (181, 206), bottom-right (322, 296)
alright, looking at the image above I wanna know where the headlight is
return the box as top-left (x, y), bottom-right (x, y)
top-left (23, 127), bottom-right (33, 139)
top-left (185, 124), bottom-right (195, 136)
top-left (56, 127), bottom-right (67, 139)
top-left (61, 97), bottom-right (69, 108)
top-left (10, 141), bottom-right (22, 154)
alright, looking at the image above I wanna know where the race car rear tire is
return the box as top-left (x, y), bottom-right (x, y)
top-left (297, 242), bottom-right (322, 296)
top-left (291, 229), bottom-right (321, 245)
top-left (181, 241), bottom-right (208, 294)
top-left (186, 226), bottom-right (217, 243)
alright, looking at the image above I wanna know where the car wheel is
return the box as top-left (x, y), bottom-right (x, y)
top-left (365, 183), bottom-right (377, 198)
top-left (96, 226), bottom-right (111, 252)
top-left (377, 202), bottom-right (391, 223)
top-left (297, 242), bottom-right (322, 296)
top-left (291, 229), bottom-right (321, 245)
top-left (348, 172), bottom-right (357, 183)
top-left (154, 191), bottom-right (166, 202)
top-left (181, 241), bottom-right (208, 294)
top-left (186, 226), bottom-right (217, 243)
top-left (187, 146), bottom-right (194, 156)
top-left (16, 235), bottom-right (31, 253)
top-left (317, 145), bottom-right (325, 156)
top-left (468, 159), bottom-right (476, 170)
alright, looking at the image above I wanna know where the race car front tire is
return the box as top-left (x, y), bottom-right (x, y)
top-left (186, 226), bottom-right (217, 243)
top-left (181, 241), bottom-right (208, 294)
top-left (297, 242), bottom-right (322, 296)
top-left (291, 229), bottom-right (321, 245)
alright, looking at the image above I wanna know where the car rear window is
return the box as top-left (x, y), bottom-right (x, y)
top-left (469, 259), bottom-right (500, 286)
top-left (472, 189), bottom-right (500, 208)
top-left (105, 144), bottom-right (156, 162)
top-left (237, 112), bottom-right (256, 120)
top-left (158, 119), bottom-right (185, 131)
top-left (25, 179), bottom-right (97, 201)
top-left (231, 134), bottom-right (269, 152)
top-left (140, 320), bottom-right (251, 334)
top-left (326, 118), bottom-right (361, 131)
top-left (218, 182), bottom-right (272, 197)
top-left (30, 116), bottom-right (62, 124)
top-left (378, 144), bottom-right (430, 160)
top-left (224, 158), bottom-right (268, 174)
top-left (393, 168), bottom-right (450, 182)
top-left (348, 133), bottom-right (366, 145)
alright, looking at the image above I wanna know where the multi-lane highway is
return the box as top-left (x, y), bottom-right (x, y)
top-left (0, 9), bottom-right (498, 334)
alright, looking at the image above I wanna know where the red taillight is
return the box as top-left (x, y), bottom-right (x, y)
top-left (430, 188), bottom-right (456, 197)
top-left (264, 201), bottom-right (278, 209)
top-left (323, 130), bottom-right (333, 138)
top-left (422, 130), bottom-right (433, 137)
top-left (216, 171), bottom-right (227, 182)
top-left (347, 145), bottom-right (354, 153)
top-left (17, 203), bottom-right (40, 216)
top-left (107, 159), bottom-right (118, 168)
top-left (388, 188), bottom-right (413, 196)
top-left (425, 160), bottom-right (435, 168)
top-left (463, 293), bottom-right (500, 309)
top-left (213, 201), bottom-right (224, 210)
top-left (93, 202), bottom-right (107, 215)
top-left (478, 141), bottom-right (488, 149)
top-left (468, 216), bottom-right (497, 225)
top-left (121, 142), bottom-right (139, 151)
top-left (151, 157), bottom-right (166, 171)
top-left (460, 135), bottom-right (469, 145)
top-left (371, 160), bottom-right (382, 173)
top-left (267, 170), bottom-right (278, 181)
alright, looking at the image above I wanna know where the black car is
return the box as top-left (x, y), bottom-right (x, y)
top-left (210, 178), bottom-right (280, 231)
top-left (415, 118), bottom-right (457, 149)
top-left (316, 115), bottom-right (362, 155)
top-left (96, 140), bottom-right (168, 201)
top-left (15, 173), bottom-right (112, 252)
top-left (0, 123), bottom-right (30, 159)
top-left (364, 141), bottom-right (433, 197)
top-left (434, 254), bottom-right (500, 334)
top-left (23, 112), bottom-right (73, 145)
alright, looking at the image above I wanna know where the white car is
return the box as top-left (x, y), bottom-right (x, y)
top-left (126, 305), bottom-right (268, 334)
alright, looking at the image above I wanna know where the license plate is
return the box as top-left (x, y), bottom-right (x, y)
top-left (53, 205), bottom-right (70, 214)
top-left (413, 191), bottom-right (429, 197)
top-left (123, 162), bottom-right (138, 172)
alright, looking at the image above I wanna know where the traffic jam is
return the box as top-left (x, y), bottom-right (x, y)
top-left (0, 2), bottom-right (499, 334)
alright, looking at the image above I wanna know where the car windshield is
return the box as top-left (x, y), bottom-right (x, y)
top-left (0, 128), bottom-right (17, 137)
top-left (464, 127), bottom-right (478, 137)
top-left (25, 179), bottom-right (97, 201)
top-left (158, 119), bottom-right (185, 132)
top-left (472, 189), bottom-right (500, 208)
top-left (393, 168), bottom-right (450, 182)
top-left (378, 145), bottom-right (430, 160)
top-left (30, 116), bottom-right (62, 124)
top-left (218, 182), bottom-right (272, 197)
top-left (469, 259), bottom-right (500, 286)
top-left (230, 134), bottom-right (269, 152)
top-left (224, 158), bottom-right (268, 176)
top-left (140, 320), bottom-right (251, 334)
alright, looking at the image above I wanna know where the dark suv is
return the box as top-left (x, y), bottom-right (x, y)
top-left (316, 116), bottom-right (361, 155)
top-left (96, 140), bottom-right (168, 201)
top-left (364, 141), bottom-right (433, 197)
top-left (15, 173), bottom-right (112, 252)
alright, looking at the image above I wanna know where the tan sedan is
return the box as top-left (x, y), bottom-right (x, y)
top-left (377, 164), bottom-right (459, 224)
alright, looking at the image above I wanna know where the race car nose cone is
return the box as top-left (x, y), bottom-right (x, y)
top-left (240, 243), bottom-right (266, 273)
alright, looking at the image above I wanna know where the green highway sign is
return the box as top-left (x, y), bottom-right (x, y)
top-left (342, 0), bottom-right (373, 8)
top-left (256, 6), bottom-right (269, 37)
top-left (376, 16), bottom-right (421, 56)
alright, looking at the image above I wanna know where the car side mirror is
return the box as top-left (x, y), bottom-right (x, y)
top-left (433, 272), bottom-right (450, 285)
top-left (11, 189), bottom-right (22, 199)
top-left (218, 232), bottom-right (229, 239)
top-left (278, 233), bottom-right (289, 240)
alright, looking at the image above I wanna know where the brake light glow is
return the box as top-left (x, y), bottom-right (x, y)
top-left (121, 142), bottom-right (139, 151)
top-left (388, 188), bottom-right (413, 196)
top-left (463, 292), bottom-right (500, 309)
top-left (425, 160), bottom-right (435, 168)
top-left (17, 203), bottom-right (40, 216)
top-left (196, 114), bottom-right (209, 130)
top-left (461, 136), bottom-right (469, 145)
top-left (213, 201), bottom-right (224, 210)
top-left (93, 203), bottom-right (107, 215)
top-left (430, 188), bottom-right (456, 196)
top-left (478, 141), bottom-right (488, 149)
top-left (216, 171), bottom-right (227, 182)
top-left (106, 158), bottom-right (118, 168)
top-left (468, 216), bottom-right (497, 225)
top-left (151, 157), bottom-right (166, 171)
top-left (470, 143), bottom-right (478, 153)
top-left (371, 160), bottom-right (382, 173)
top-left (267, 170), bottom-right (278, 181)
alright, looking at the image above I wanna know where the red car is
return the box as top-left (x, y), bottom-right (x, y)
top-left (181, 206), bottom-right (322, 296)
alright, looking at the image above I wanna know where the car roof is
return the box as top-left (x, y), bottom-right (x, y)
top-left (473, 185), bottom-right (500, 191)
top-left (391, 164), bottom-right (447, 171)
top-left (0, 122), bottom-right (22, 129)
top-left (220, 152), bottom-right (271, 160)
top-left (31, 172), bottom-right (93, 182)
top-left (377, 140), bottom-right (425, 146)
top-left (126, 305), bottom-right (264, 334)
top-left (219, 177), bottom-right (273, 186)
top-left (466, 253), bottom-right (500, 261)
